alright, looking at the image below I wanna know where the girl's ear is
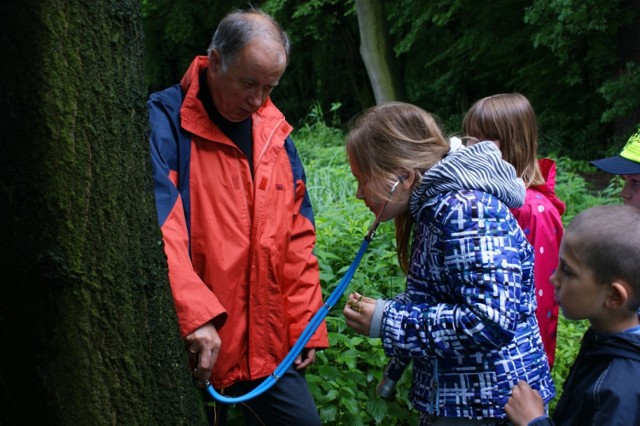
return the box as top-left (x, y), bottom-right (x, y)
top-left (605, 281), bottom-right (631, 310)
top-left (398, 172), bottom-right (415, 190)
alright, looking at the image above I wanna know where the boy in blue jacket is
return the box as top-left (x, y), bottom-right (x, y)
top-left (505, 204), bottom-right (640, 425)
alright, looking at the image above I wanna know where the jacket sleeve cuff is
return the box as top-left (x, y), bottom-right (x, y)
top-left (369, 299), bottom-right (387, 338)
top-left (529, 416), bottom-right (553, 426)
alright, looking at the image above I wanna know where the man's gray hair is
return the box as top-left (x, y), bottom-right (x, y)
top-left (207, 9), bottom-right (291, 72)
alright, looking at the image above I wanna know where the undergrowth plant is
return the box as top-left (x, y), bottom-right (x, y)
top-left (297, 110), bottom-right (418, 425)
top-left (294, 112), bottom-right (621, 424)
top-left (554, 156), bottom-right (621, 222)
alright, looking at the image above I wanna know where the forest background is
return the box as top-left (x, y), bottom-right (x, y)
top-left (0, 0), bottom-right (638, 425)
top-left (145, 0), bottom-right (640, 158)
top-left (144, 1), bottom-right (638, 420)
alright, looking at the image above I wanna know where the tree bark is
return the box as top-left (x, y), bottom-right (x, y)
top-left (0, 0), bottom-right (205, 424)
top-left (354, 0), bottom-right (404, 104)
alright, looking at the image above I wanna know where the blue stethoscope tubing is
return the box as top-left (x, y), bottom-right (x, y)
top-left (206, 235), bottom-right (372, 403)
top-left (206, 179), bottom-right (400, 403)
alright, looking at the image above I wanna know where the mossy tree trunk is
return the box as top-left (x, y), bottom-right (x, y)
top-left (0, 1), bottom-right (205, 424)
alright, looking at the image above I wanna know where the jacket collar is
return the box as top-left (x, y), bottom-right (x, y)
top-left (410, 141), bottom-right (526, 218)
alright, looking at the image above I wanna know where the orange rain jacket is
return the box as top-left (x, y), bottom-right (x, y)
top-left (148, 56), bottom-right (328, 388)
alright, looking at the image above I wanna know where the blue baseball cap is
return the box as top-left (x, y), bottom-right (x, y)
top-left (591, 130), bottom-right (640, 175)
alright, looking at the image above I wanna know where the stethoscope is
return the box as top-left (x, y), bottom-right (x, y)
top-left (205, 177), bottom-right (404, 403)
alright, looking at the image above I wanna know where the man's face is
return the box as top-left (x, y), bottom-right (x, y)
top-left (621, 174), bottom-right (640, 209)
top-left (207, 38), bottom-right (287, 122)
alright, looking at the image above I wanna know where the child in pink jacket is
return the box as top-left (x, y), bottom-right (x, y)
top-left (463, 93), bottom-right (566, 369)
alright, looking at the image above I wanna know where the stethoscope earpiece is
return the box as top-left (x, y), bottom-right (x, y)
top-left (366, 177), bottom-right (404, 240)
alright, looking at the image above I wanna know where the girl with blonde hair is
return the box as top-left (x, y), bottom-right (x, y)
top-left (343, 102), bottom-right (554, 425)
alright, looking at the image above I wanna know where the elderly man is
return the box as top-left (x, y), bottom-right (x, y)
top-left (148, 8), bottom-right (327, 425)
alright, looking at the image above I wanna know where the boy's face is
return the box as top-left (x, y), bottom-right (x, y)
top-left (550, 237), bottom-right (610, 327)
top-left (621, 174), bottom-right (640, 208)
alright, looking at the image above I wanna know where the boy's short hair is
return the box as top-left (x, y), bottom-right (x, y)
top-left (565, 205), bottom-right (640, 309)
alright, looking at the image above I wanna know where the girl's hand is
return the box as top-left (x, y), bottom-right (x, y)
top-left (343, 292), bottom-right (377, 335)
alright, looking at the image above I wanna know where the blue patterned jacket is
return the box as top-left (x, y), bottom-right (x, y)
top-left (379, 142), bottom-right (555, 419)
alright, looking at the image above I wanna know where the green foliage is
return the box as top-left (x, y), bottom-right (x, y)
top-left (140, 0), bottom-right (636, 419)
top-left (550, 315), bottom-right (588, 412)
top-left (143, 0), bottom-right (640, 159)
top-left (554, 156), bottom-right (621, 222)
top-left (260, 0), bottom-right (372, 127)
top-left (141, 0), bottom-right (250, 91)
top-left (297, 111), bottom-right (418, 424)
top-left (520, 0), bottom-right (639, 156)
top-left (599, 63), bottom-right (640, 124)
top-left (524, 0), bottom-right (629, 71)
top-left (384, 0), bottom-right (640, 158)
top-left (309, 317), bottom-right (416, 425)
top-left (264, 0), bottom-right (356, 40)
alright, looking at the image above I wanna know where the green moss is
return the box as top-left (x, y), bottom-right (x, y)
top-left (0, 1), bottom-right (205, 423)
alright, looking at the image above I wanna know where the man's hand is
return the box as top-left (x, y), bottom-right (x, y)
top-left (342, 292), bottom-right (377, 336)
top-left (294, 348), bottom-right (316, 370)
top-left (505, 380), bottom-right (546, 426)
top-left (184, 322), bottom-right (221, 385)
